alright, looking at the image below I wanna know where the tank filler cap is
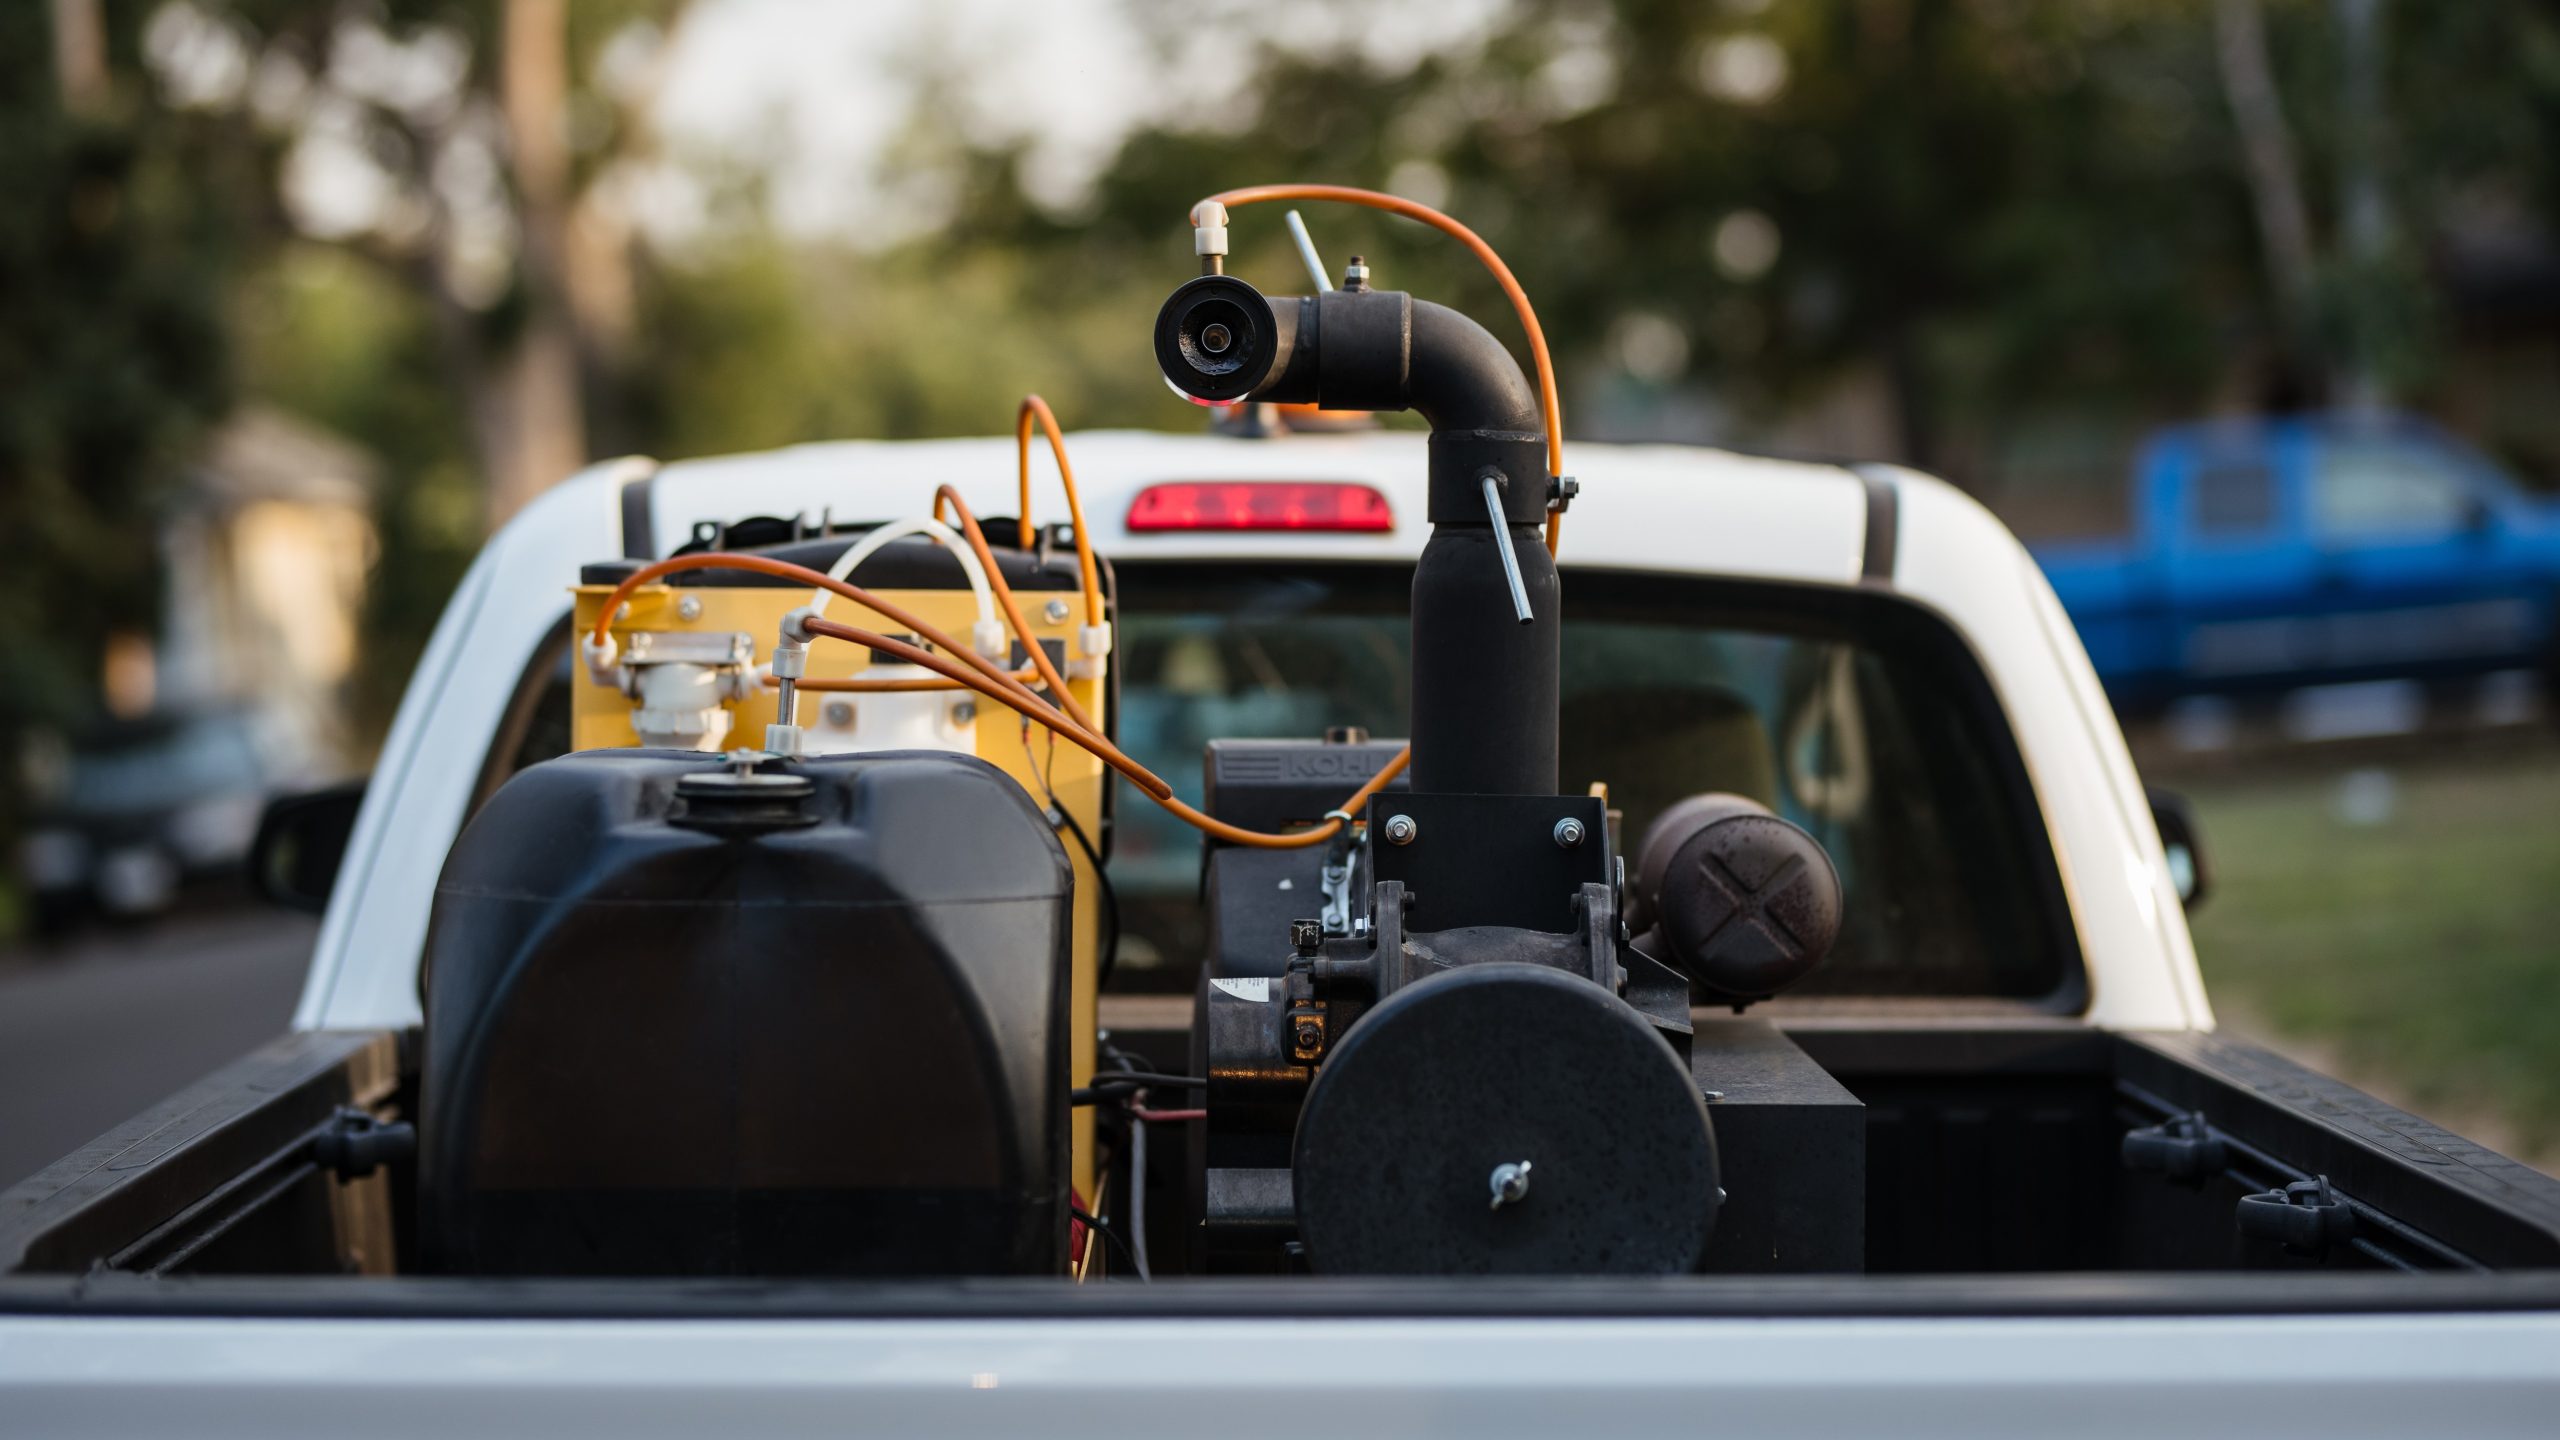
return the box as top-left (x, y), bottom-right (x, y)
top-left (671, 758), bottom-right (818, 835)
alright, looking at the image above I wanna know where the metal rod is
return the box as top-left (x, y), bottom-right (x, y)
top-left (1129, 1114), bottom-right (1153, 1281)
top-left (1481, 472), bottom-right (1533, 625)
top-left (1284, 210), bottom-right (1333, 292)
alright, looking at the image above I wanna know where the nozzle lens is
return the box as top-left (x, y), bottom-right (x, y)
top-left (1153, 274), bottom-right (1279, 403)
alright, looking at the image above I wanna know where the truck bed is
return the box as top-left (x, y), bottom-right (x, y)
top-left (7, 1016), bottom-right (2556, 1313)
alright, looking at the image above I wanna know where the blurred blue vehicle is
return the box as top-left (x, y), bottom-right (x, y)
top-left (2031, 414), bottom-right (2560, 711)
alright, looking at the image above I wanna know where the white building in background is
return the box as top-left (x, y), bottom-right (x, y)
top-left (155, 404), bottom-right (377, 777)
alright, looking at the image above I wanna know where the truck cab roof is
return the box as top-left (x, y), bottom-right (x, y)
top-left (293, 427), bottom-right (2206, 1035)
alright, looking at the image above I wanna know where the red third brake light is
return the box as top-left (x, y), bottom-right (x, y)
top-left (1126, 481), bottom-right (1395, 534)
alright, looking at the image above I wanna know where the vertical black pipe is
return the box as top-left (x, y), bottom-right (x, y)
top-left (1155, 277), bottom-right (1559, 795)
top-left (1410, 519), bottom-right (1558, 794)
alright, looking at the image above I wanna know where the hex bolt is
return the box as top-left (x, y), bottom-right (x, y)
top-left (1289, 918), bottom-right (1323, 955)
top-left (1043, 598), bottom-right (1071, 623)
top-left (1552, 816), bottom-right (1586, 849)
top-left (1383, 813), bottom-right (1419, 846)
top-left (1292, 1020), bottom-right (1324, 1051)
top-left (676, 595), bottom-right (703, 621)
top-left (822, 700), bottom-right (856, 729)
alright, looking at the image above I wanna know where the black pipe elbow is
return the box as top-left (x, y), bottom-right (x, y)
top-left (1405, 299), bottom-right (1539, 439)
top-left (1154, 275), bottom-right (1547, 523)
top-left (1154, 277), bottom-right (1537, 435)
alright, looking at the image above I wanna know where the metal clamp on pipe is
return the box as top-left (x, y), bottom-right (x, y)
top-left (1481, 469), bottom-right (1533, 625)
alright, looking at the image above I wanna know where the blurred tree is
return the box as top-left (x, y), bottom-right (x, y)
top-left (839, 0), bottom-right (2286, 482)
top-left (828, 0), bottom-right (2560, 494)
top-left (0, 0), bottom-right (240, 814)
top-left (2215, 0), bottom-right (2323, 402)
top-left (111, 0), bottom-right (692, 725)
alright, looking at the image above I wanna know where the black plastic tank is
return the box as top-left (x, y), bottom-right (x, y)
top-left (420, 749), bottom-right (1072, 1277)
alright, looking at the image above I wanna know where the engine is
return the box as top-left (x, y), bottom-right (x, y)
top-left (414, 191), bottom-right (1861, 1281)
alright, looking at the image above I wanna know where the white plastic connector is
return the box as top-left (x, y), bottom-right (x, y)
top-left (1192, 199), bottom-right (1230, 259)
top-left (580, 634), bottom-right (624, 691)
top-left (632, 663), bottom-right (733, 752)
top-left (1065, 623), bottom-right (1113, 679)
top-left (972, 618), bottom-right (1008, 660)
top-left (778, 605), bottom-right (819, 648)
top-left (763, 722), bottom-right (806, 758)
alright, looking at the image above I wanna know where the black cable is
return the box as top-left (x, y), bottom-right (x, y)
top-left (1073, 1075), bottom-right (1207, 1107)
top-left (1024, 719), bottom-right (1123, 991)
top-left (1099, 1040), bottom-right (1160, 1076)
top-left (1078, 1070), bottom-right (1204, 1090)
top-left (1073, 1048), bottom-right (1177, 1110)
top-left (1069, 1203), bottom-right (1142, 1278)
top-left (1052, 801), bottom-right (1122, 990)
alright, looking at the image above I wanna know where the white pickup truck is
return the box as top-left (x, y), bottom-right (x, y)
top-left (4, 425), bottom-right (2556, 1437)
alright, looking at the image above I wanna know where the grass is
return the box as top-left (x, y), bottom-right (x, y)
top-left (2177, 740), bottom-right (2560, 1167)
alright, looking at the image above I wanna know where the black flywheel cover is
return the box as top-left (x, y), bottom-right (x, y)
top-left (1291, 962), bottom-right (1719, 1274)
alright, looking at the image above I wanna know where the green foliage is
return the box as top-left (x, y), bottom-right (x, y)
top-left (0, 6), bottom-right (238, 735)
top-left (2184, 744), bottom-right (2560, 1165)
top-left (860, 1), bottom-right (2283, 465)
top-left (633, 229), bottom-right (1181, 461)
top-left (18, 0), bottom-right (2560, 759)
top-left (825, 1), bottom-right (2560, 479)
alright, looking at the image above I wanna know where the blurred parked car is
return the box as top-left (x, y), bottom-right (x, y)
top-left (17, 708), bottom-right (299, 936)
top-left (2032, 414), bottom-right (2560, 712)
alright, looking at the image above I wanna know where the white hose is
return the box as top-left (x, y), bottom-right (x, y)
top-left (808, 515), bottom-right (1004, 657)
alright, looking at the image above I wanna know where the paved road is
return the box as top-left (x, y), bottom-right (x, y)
top-left (0, 907), bottom-right (315, 1191)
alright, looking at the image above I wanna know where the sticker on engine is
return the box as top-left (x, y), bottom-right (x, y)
top-left (1210, 977), bottom-right (1270, 1002)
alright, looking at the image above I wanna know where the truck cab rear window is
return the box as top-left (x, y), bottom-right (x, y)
top-left (1107, 564), bottom-right (2076, 1003)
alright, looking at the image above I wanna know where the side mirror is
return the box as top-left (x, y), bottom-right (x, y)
top-left (248, 781), bottom-right (366, 914)
top-left (2147, 786), bottom-right (2210, 910)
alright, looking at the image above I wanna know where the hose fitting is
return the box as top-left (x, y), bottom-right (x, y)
top-left (1191, 199), bottom-right (1230, 275)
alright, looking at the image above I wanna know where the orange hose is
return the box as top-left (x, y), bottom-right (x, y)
top-left (925, 396), bottom-right (1105, 624)
top-left (592, 549), bottom-right (1397, 848)
top-left (1000, 396), bottom-right (1106, 625)
top-left (596, 554), bottom-right (956, 660)
top-left (934, 482), bottom-right (1408, 850)
top-left (934, 485), bottom-right (1102, 735)
top-left (589, 553), bottom-right (1168, 801)
top-left (1196, 184), bottom-right (1568, 554)
top-left (800, 616), bottom-right (1175, 802)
